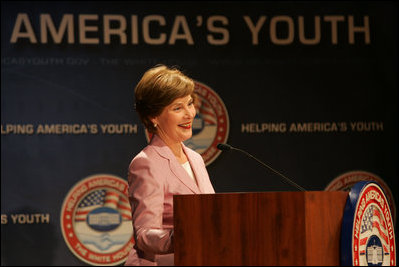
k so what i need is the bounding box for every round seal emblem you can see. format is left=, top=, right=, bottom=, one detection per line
left=325, top=170, right=396, bottom=225
left=60, top=174, right=134, bottom=266
left=145, top=81, right=229, bottom=166
left=341, top=181, right=396, bottom=266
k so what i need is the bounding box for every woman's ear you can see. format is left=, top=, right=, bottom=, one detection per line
left=150, top=117, right=158, bottom=127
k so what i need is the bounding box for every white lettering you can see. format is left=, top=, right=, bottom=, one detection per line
left=131, top=15, right=139, bottom=44
left=8, top=14, right=372, bottom=46
left=169, top=15, right=194, bottom=45
left=10, top=13, right=37, bottom=43
left=79, top=14, right=99, bottom=44
left=270, top=16, right=294, bottom=45
left=289, top=122, right=339, bottom=132
left=350, top=121, right=383, bottom=132
left=143, top=15, right=166, bottom=45
left=40, top=14, right=74, bottom=43
left=1, top=214, right=7, bottom=224
left=100, top=124, right=137, bottom=134
left=298, top=16, right=321, bottom=45
left=324, top=16, right=345, bottom=44
left=348, top=15, right=370, bottom=44
left=9, top=213, right=50, bottom=224
left=104, top=15, right=127, bottom=44
left=243, top=16, right=266, bottom=45
left=1, top=124, right=34, bottom=135
left=207, top=16, right=229, bottom=45
left=241, top=123, right=287, bottom=133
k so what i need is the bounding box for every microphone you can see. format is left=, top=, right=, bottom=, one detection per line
left=216, top=143, right=233, bottom=151
left=217, top=143, right=306, bottom=191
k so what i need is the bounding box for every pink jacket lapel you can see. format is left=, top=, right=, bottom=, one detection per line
left=150, top=135, right=200, bottom=194
left=182, top=144, right=208, bottom=193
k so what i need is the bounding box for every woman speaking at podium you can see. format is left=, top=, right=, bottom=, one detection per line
left=125, top=65, right=215, bottom=266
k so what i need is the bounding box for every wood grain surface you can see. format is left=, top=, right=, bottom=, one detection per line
left=174, top=191, right=348, bottom=266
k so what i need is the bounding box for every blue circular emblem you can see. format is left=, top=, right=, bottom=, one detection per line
left=341, top=181, right=396, bottom=266
left=60, top=174, right=134, bottom=265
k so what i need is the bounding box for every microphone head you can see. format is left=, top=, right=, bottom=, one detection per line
left=217, top=143, right=233, bottom=151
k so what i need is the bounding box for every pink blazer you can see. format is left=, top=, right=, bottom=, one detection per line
left=125, top=135, right=215, bottom=266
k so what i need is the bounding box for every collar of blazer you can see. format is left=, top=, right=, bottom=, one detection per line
left=149, top=134, right=201, bottom=194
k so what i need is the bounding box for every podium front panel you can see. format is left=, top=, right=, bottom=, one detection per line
left=174, top=191, right=348, bottom=266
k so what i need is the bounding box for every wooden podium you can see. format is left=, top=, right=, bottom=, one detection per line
left=174, top=191, right=348, bottom=266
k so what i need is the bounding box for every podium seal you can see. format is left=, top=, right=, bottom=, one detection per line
left=326, top=170, right=396, bottom=225
left=341, top=181, right=396, bottom=266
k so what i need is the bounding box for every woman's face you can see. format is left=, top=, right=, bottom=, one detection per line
left=153, top=94, right=196, bottom=144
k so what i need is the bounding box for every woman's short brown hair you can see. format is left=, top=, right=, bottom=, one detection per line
left=134, top=65, right=195, bottom=133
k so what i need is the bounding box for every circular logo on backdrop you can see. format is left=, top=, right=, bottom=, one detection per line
left=340, top=181, right=396, bottom=266
left=60, top=174, right=134, bottom=266
left=145, top=81, right=229, bottom=166
left=325, top=170, right=396, bottom=225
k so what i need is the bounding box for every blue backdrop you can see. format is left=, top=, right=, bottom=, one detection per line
left=1, top=1, right=397, bottom=265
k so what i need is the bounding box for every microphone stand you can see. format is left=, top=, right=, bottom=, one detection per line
left=219, top=144, right=306, bottom=192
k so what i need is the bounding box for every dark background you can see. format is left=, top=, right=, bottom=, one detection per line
left=1, top=1, right=397, bottom=265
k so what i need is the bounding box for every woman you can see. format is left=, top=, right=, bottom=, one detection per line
left=125, top=65, right=215, bottom=266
